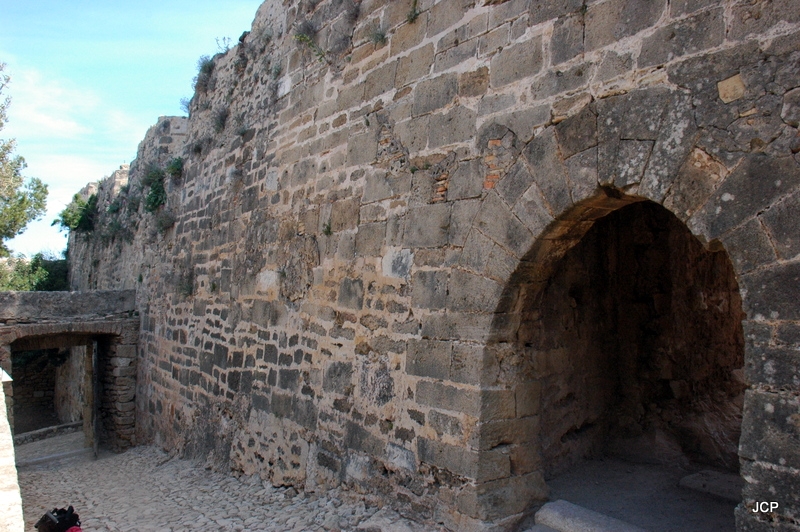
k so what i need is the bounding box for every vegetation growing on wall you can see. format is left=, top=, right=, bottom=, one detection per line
left=53, top=193, right=98, bottom=233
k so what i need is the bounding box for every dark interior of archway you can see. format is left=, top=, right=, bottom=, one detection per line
left=11, top=348, right=68, bottom=433
left=521, top=201, right=746, bottom=479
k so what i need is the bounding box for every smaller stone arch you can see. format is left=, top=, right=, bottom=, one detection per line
left=0, top=291, right=139, bottom=451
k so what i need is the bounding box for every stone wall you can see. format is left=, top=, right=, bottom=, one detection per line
left=55, top=347, right=86, bottom=424
left=67, top=1, right=800, bottom=530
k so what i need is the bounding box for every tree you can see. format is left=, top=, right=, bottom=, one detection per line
left=0, top=62, right=48, bottom=257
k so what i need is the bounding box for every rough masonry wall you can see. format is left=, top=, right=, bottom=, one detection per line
left=68, top=1, right=800, bottom=530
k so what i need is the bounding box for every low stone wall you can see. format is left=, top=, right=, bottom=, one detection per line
left=0, top=290, right=136, bottom=323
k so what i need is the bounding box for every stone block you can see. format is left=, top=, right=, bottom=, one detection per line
left=667, top=41, right=760, bottom=95
left=451, top=343, right=492, bottom=386
left=345, top=421, right=384, bottom=458
left=447, top=270, right=503, bottom=313
left=692, top=154, right=800, bottom=239
left=471, top=417, right=538, bottom=451
left=478, top=23, right=510, bottom=57
left=403, top=204, right=451, bottom=248
left=489, top=36, right=543, bottom=88
left=496, top=160, right=534, bottom=207
left=551, top=13, right=584, bottom=65
left=459, top=67, right=489, bottom=98
left=391, top=13, right=429, bottom=56
left=555, top=104, right=597, bottom=160
left=429, top=409, right=463, bottom=437
left=323, top=362, right=353, bottom=394
left=585, top=0, right=666, bottom=52
left=782, top=88, right=800, bottom=128
left=407, top=339, right=452, bottom=380
left=411, top=270, right=449, bottom=309
left=670, top=0, right=717, bottom=16
left=639, top=8, right=724, bottom=68
left=494, top=105, right=551, bottom=143
left=489, top=0, right=531, bottom=29
left=524, top=127, right=572, bottom=214
left=330, top=197, right=360, bottom=232
left=413, top=73, right=458, bottom=117
left=745, top=346, right=800, bottom=389
left=474, top=193, right=536, bottom=258
left=740, top=460, right=800, bottom=527
left=565, top=147, right=598, bottom=204
left=729, top=0, right=800, bottom=41
left=347, top=129, right=379, bottom=166
left=739, top=389, right=800, bottom=469
left=477, top=93, right=516, bottom=116
left=456, top=472, right=548, bottom=521
left=364, top=61, right=398, bottom=101
left=416, top=380, right=481, bottom=417
left=355, top=222, right=386, bottom=257
left=531, top=63, right=589, bottom=101
left=396, top=44, right=434, bottom=88
left=363, top=171, right=412, bottom=204
left=429, top=106, right=477, bottom=149
left=338, top=278, right=364, bottom=310
left=417, top=437, right=472, bottom=477
left=528, top=0, right=582, bottom=26
left=449, top=199, right=481, bottom=247
left=515, top=381, right=541, bottom=418
left=511, top=183, right=555, bottom=242
left=395, top=116, right=429, bottom=153
left=426, top=0, right=471, bottom=38
left=720, top=219, right=777, bottom=274
left=742, top=262, right=800, bottom=321
left=382, top=247, right=414, bottom=279
left=640, top=92, right=698, bottom=202
left=761, top=190, right=800, bottom=260
left=449, top=159, right=484, bottom=201
left=434, top=39, right=478, bottom=73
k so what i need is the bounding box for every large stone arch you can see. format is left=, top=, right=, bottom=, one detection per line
left=445, top=87, right=800, bottom=526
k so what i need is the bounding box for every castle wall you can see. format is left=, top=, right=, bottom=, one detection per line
left=69, top=1, right=800, bottom=529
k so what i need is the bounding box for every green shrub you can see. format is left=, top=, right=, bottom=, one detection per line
left=143, top=167, right=167, bottom=212
left=165, top=157, right=184, bottom=180
left=193, top=55, right=215, bottom=93
left=52, top=193, right=97, bottom=232
left=213, top=107, right=229, bottom=133
left=155, top=211, right=176, bottom=234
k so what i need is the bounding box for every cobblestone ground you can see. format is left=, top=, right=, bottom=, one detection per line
left=17, top=434, right=432, bottom=532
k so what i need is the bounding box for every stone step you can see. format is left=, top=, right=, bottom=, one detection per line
left=533, top=500, right=647, bottom=532
left=678, top=470, right=743, bottom=503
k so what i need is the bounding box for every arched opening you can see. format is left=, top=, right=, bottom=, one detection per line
left=516, top=199, right=745, bottom=529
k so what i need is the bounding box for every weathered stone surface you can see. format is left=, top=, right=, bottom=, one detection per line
left=412, top=73, right=458, bottom=117
left=489, top=37, right=543, bottom=88
left=740, top=389, right=800, bottom=469
left=403, top=204, right=451, bottom=248
left=429, top=106, right=477, bottom=149
left=551, top=13, right=584, bottom=65
left=691, top=154, right=800, bottom=239
left=720, top=219, right=777, bottom=274
left=639, top=8, right=725, bottom=68
left=524, top=128, right=572, bottom=214
left=411, top=270, right=448, bottom=309
left=761, top=189, right=800, bottom=260
left=474, top=193, right=536, bottom=258
left=741, top=262, right=800, bottom=321
left=585, top=0, right=666, bottom=51
left=406, top=339, right=451, bottom=380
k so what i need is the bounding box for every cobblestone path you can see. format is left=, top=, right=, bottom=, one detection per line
left=17, top=434, right=431, bottom=532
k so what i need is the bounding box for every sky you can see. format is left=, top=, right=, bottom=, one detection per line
left=0, top=0, right=264, bottom=257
